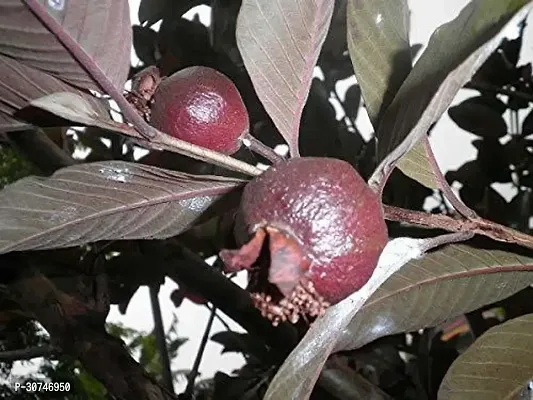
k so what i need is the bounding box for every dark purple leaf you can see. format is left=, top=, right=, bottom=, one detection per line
left=0, top=0, right=131, bottom=131
left=1, top=0, right=131, bottom=91
left=0, top=161, right=243, bottom=253
left=0, top=56, right=112, bottom=133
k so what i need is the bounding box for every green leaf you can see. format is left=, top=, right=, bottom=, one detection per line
left=236, top=0, right=335, bottom=156
left=395, top=140, right=438, bottom=189
left=370, top=0, right=533, bottom=189
left=439, top=313, right=533, bottom=400
left=347, top=0, right=412, bottom=128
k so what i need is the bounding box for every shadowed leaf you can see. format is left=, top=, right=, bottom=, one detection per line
left=522, top=107, right=533, bottom=134
left=30, top=92, right=140, bottom=138
left=347, top=0, right=412, bottom=128
left=439, top=313, right=533, bottom=400
left=0, top=0, right=131, bottom=91
left=138, top=0, right=206, bottom=27
left=449, top=96, right=508, bottom=138
left=0, top=161, right=243, bottom=253
left=210, top=331, right=268, bottom=358
left=370, top=0, right=533, bottom=190
left=343, top=84, right=361, bottom=121
left=132, top=25, right=158, bottom=65
left=236, top=0, right=335, bottom=156
left=0, top=56, right=112, bottom=133
left=138, top=0, right=167, bottom=26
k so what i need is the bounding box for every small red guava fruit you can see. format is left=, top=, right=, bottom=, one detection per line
left=150, top=66, right=249, bottom=155
left=220, top=157, right=388, bottom=326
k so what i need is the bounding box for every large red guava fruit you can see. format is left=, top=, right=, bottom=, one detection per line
left=220, top=157, right=388, bottom=325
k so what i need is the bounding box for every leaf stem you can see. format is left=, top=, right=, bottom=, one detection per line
left=0, top=345, right=59, bottom=362
left=206, top=303, right=233, bottom=332
left=420, top=231, right=474, bottom=252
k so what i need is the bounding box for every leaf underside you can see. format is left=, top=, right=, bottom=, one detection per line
left=0, top=0, right=131, bottom=91
left=236, top=0, right=335, bottom=156
left=337, top=242, right=533, bottom=351
left=0, top=161, right=243, bottom=253
left=347, top=0, right=412, bottom=128
left=439, top=313, right=533, bottom=400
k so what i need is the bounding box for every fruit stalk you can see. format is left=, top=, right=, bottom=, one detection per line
left=243, top=133, right=285, bottom=164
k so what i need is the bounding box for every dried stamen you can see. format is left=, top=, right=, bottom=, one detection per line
left=250, top=280, right=330, bottom=326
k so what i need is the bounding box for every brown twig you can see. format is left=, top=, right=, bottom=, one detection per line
left=149, top=284, right=175, bottom=393
left=138, top=134, right=262, bottom=176
left=384, top=205, right=533, bottom=250
left=243, top=133, right=285, bottom=164
left=0, top=345, right=59, bottom=362
left=319, top=359, right=392, bottom=400
left=7, top=128, right=75, bottom=175
left=183, top=305, right=216, bottom=399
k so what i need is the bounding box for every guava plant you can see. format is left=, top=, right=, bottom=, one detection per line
left=2, top=0, right=533, bottom=399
